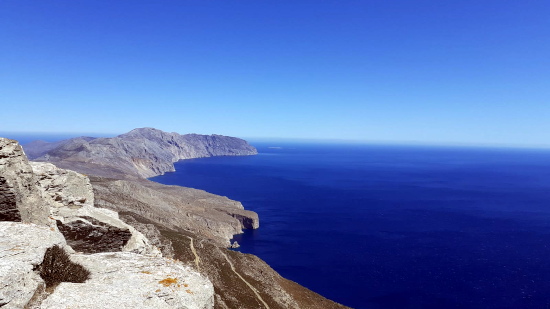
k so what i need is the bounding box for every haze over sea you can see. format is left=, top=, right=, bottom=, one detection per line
left=152, top=142, right=550, bottom=309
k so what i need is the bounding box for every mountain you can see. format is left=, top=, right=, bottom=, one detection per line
left=25, top=128, right=258, bottom=179
left=23, top=136, right=96, bottom=160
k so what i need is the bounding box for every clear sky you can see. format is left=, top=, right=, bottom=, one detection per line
left=1, top=1, right=549, bottom=146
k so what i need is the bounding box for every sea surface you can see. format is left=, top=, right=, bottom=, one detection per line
left=152, top=142, right=550, bottom=309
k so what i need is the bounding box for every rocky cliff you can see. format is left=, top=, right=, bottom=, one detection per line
left=23, top=128, right=260, bottom=247
left=91, top=177, right=258, bottom=247
left=0, top=137, right=215, bottom=308
left=0, top=139, right=50, bottom=225
left=27, top=128, right=258, bottom=179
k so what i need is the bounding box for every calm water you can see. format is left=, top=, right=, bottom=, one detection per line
left=154, top=143, right=550, bottom=308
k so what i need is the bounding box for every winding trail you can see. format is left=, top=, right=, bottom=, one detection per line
left=186, top=236, right=201, bottom=271
left=218, top=248, right=270, bottom=309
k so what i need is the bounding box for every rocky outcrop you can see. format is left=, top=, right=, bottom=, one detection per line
left=0, top=138, right=215, bottom=308
left=0, top=177, right=19, bottom=221
left=0, top=222, right=66, bottom=308
left=28, top=128, right=258, bottom=179
left=120, top=214, right=175, bottom=258
left=0, top=221, right=214, bottom=309
left=0, top=138, right=50, bottom=225
left=55, top=218, right=133, bottom=254
left=29, top=162, right=156, bottom=255
left=40, top=252, right=214, bottom=309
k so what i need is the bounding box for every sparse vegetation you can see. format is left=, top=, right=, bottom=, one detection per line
left=38, top=245, right=90, bottom=289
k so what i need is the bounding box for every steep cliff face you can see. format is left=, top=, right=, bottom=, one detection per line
left=28, top=128, right=257, bottom=179
left=91, top=176, right=258, bottom=247
left=0, top=138, right=50, bottom=225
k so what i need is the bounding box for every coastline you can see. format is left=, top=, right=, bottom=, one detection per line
left=9, top=130, right=350, bottom=308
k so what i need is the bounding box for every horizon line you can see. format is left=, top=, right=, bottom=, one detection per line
left=2, top=130, right=550, bottom=151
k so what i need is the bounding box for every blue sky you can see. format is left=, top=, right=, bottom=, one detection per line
left=1, top=1, right=549, bottom=146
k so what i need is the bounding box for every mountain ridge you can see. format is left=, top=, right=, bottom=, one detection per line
left=25, top=128, right=258, bottom=179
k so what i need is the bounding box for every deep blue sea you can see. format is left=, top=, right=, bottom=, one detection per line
left=151, top=142, right=550, bottom=309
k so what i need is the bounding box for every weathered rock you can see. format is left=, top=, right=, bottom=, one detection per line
left=30, top=161, right=94, bottom=211
left=0, top=138, right=50, bottom=225
left=40, top=252, right=214, bottom=309
left=0, top=221, right=215, bottom=309
left=29, top=128, right=258, bottom=179
left=30, top=162, right=158, bottom=255
left=0, top=222, right=67, bottom=308
left=0, top=177, right=19, bottom=221
left=0, top=138, right=216, bottom=309
left=56, top=218, right=132, bottom=254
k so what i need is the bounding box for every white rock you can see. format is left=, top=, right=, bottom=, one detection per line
left=40, top=252, right=214, bottom=309
left=30, top=162, right=158, bottom=255
left=0, top=138, right=51, bottom=225
left=0, top=222, right=67, bottom=308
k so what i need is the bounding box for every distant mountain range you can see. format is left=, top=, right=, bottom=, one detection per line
left=24, top=127, right=258, bottom=179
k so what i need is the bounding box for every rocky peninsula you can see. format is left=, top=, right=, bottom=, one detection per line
left=1, top=129, right=349, bottom=309
left=26, top=127, right=258, bottom=179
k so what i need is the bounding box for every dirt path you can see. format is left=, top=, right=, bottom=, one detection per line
left=186, top=236, right=201, bottom=271
left=218, top=248, right=270, bottom=309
